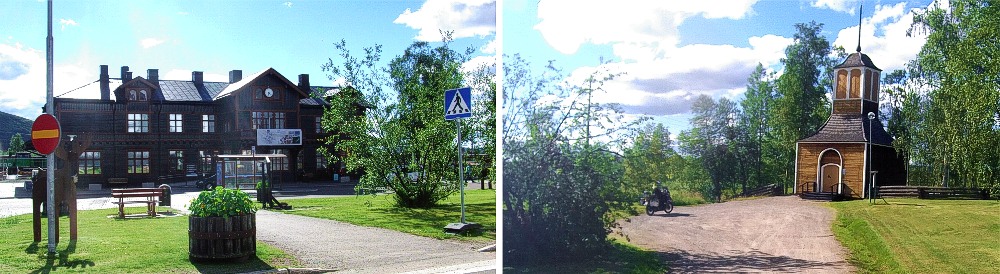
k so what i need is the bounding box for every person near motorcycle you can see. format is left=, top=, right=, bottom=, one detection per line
left=644, top=181, right=673, bottom=215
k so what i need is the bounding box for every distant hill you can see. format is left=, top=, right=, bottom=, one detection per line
left=0, top=111, right=32, bottom=151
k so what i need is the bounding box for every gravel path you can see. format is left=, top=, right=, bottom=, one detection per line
left=255, top=210, right=495, bottom=273
left=618, top=196, right=855, bottom=273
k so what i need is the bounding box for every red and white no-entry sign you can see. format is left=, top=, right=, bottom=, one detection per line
left=31, top=114, right=61, bottom=155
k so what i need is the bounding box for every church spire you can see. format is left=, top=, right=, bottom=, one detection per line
left=856, top=5, right=863, bottom=53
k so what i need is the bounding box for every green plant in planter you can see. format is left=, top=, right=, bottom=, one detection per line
left=188, top=187, right=258, bottom=218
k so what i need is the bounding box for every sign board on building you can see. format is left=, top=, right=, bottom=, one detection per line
left=444, top=87, right=472, bottom=120
left=256, top=129, right=302, bottom=146
left=31, top=114, right=61, bottom=155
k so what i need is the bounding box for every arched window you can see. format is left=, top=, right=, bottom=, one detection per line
left=836, top=70, right=848, bottom=99
left=129, top=90, right=137, bottom=100
left=138, top=90, right=148, bottom=101
left=850, top=69, right=862, bottom=98
left=869, top=71, right=879, bottom=102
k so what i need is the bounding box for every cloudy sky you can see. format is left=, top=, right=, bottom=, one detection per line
left=0, top=0, right=495, bottom=120
left=504, top=0, right=933, bottom=137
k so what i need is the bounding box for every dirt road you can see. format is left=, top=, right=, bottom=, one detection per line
left=619, top=196, right=855, bottom=273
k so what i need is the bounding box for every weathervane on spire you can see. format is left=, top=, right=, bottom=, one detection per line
left=856, top=5, right=863, bottom=53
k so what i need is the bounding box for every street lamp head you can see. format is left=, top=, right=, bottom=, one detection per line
left=867, top=112, right=875, bottom=120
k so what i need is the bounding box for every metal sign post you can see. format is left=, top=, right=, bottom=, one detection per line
left=443, top=87, right=480, bottom=234
left=45, top=0, right=57, bottom=255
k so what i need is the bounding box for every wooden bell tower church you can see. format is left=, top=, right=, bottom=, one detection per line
left=794, top=30, right=907, bottom=199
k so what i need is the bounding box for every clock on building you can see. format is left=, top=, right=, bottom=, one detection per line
left=264, top=88, right=274, bottom=98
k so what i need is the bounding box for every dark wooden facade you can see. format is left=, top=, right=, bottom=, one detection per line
left=54, top=65, right=349, bottom=186
left=795, top=51, right=907, bottom=199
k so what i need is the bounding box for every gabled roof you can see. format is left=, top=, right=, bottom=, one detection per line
left=798, top=113, right=894, bottom=146
left=300, top=86, right=340, bottom=106
left=158, top=80, right=228, bottom=102
left=834, top=52, right=881, bottom=71
left=214, top=68, right=309, bottom=100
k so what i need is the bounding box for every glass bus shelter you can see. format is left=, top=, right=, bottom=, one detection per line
left=215, top=154, right=286, bottom=191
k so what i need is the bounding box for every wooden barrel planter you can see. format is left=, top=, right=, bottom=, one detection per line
left=188, top=213, right=256, bottom=261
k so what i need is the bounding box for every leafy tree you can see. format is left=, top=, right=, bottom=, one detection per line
left=8, top=133, right=24, bottom=155
left=771, top=21, right=841, bottom=190
left=623, top=123, right=675, bottom=195
left=678, top=95, right=740, bottom=202
left=737, top=64, right=778, bottom=193
left=905, top=0, right=1000, bottom=192
left=503, top=54, right=643, bottom=265
left=321, top=35, right=495, bottom=208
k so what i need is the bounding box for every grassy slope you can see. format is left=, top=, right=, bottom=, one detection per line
left=829, top=199, right=1000, bottom=274
left=0, top=208, right=298, bottom=273
left=280, top=189, right=496, bottom=243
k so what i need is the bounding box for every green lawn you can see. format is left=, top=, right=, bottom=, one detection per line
left=0, top=208, right=299, bottom=273
left=503, top=239, right=667, bottom=274
left=280, top=189, right=496, bottom=243
left=829, top=199, right=1000, bottom=274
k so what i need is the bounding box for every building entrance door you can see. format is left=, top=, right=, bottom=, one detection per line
left=820, top=164, right=840, bottom=193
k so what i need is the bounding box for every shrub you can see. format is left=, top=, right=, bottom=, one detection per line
left=188, top=187, right=258, bottom=218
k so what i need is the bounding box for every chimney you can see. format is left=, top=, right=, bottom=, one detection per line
left=229, top=70, right=242, bottom=84
left=120, top=66, right=131, bottom=81
left=147, top=69, right=158, bottom=82
left=298, top=74, right=310, bottom=93
left=100, top=65, right=110, bottom=100
left=192, top=71, right=203, bottom=84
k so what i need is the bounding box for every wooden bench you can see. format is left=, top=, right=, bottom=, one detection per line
left=111, top=188, right=163, bottom=218
left=108, top=177, right=128, bottom=185
left=918, top=188, right=990, bottom=200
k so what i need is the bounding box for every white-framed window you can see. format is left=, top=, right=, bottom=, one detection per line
left=127, top=113, right=149, bottom=133
left=79, top=151, right=101, bottom=175
left=169, top=114, right=183, bottom=132
left=199, top=150, right=216, bottom=173
left=317, top=154, right=328, bottom=170
left=127, top=151, right=150, bottom=174
left=252, top=112, right=286, bottom=129
left=272, top=149, right=289, bottom=171
left=129, top=89, right=148, bottom=101
left=169, top=150, right=184, bottom=172
left=202, top=114, right=215, bottom=133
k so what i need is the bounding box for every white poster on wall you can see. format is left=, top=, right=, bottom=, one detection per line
left=256, top=129, right=302, bottom=146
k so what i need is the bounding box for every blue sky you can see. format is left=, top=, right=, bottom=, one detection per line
left=0, top=0, right=495, bottom=120
left=504, top=0, right=934, bottom=140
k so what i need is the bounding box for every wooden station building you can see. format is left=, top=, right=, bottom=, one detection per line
left=52, top=65, right=351, bottom=187
left=794, top=49, right=906, bottom=199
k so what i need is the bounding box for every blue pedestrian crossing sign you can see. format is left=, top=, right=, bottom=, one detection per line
left=444, top=87, right=472, bottom=120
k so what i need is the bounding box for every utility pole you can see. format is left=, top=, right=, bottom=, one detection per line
left=45, top=0, right=57, bottom=255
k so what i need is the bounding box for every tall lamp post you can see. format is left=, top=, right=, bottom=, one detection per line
left=867, top=112, right=875, bottom=204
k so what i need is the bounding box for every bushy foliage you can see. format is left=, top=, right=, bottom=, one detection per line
left=321, top=33, right=495, bottom=208
left=503, top=55, right=643, bottom=264
left=188, top=187, right=258, bottom=218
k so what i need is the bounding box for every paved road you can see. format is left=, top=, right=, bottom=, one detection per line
left=256, top=210, right=495, bottom=273
left=619, top=196, right=855, bottom=273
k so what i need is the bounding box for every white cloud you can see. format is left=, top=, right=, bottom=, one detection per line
left=140, top=38, right=166, bottom=49
left=832, top=2, right=928, bottom=72
left=0, top=42, right=94, bottom=119
left=283, top=2, right=292, bottom=8
left=562, top=33, right=791, bottom=116
left=534, top=0, right=758, bottom=55
left=59, top=18, right=78, bottom=30
left=480, top=39, right=496, bottom=54
left=162, top=69, right=227, bottom=82
left=394, top=0, right=496, bottom=41
left=811, top=0, right=858, bottom=14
